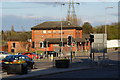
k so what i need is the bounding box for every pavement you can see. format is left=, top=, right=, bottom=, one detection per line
left=1, top=59, right=96, bottom=80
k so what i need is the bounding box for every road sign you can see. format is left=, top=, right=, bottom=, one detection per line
left=91, top=34, right=107, bottom=53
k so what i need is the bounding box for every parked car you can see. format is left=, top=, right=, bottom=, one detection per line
left=44, top=51, right=58, bottom=57
left=2, top=55, right=35, bottom=71
left=22, top=52, right=39, bottom=59
left=0, top=51, right=11, bottom=59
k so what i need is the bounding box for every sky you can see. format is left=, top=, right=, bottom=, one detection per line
left=0, top=0, right=119, bottom=31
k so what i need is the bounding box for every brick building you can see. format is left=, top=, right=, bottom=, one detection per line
left=8, top=41, right=31, bottom=53
left=0, top=41, right=7, bottom=52
left=0, top=46, right=5, bottom=51
left=31, top=21, right=90, bottom=55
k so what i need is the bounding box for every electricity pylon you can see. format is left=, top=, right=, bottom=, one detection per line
left=67, top=0, right=80, bottom=26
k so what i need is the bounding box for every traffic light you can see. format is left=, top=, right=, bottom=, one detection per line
left=67, top=35, right=72, bottom=46
left=89, top=34, right=94, bottom=43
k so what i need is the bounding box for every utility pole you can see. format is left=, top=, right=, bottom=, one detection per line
left=11, top=25, right=15, bottom=32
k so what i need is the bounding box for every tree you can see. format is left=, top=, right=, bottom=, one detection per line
left=82, top=22, right=93, bottom=34
left=93, top=23, right=119, bottom=40
left=107, top=23, right=119, bottom=40
left=2, top=31, right=31, bottom=41
left=93, top=25, right=105, bottom=33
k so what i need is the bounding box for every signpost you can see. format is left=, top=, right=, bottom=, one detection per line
left=90, top=34, right=107, bottom=64
left=91, top=34, right=107, bottom=53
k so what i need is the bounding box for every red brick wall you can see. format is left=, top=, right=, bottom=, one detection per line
left=0, top=46, right=5, bottom=51
left=32, top=29, right=82, bottom=51
left=8, top=41, right=31, bottom=53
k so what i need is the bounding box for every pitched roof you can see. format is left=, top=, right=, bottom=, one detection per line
left=31, top=21, right=82, bottom=30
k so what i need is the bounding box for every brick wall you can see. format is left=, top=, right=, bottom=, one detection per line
left=0, top=46, right=5, bottom=51
left=32, top=29, right=83, bottom=52
left=8, top=41, right=31, bottom=53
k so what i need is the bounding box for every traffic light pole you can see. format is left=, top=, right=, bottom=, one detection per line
left=90, top=42, right=92, bottom=59
left=70, top=45, right=72, bottom=63
left=67, top=35, right=72, bottom=63
left=89, top=34, right=94, bottom=60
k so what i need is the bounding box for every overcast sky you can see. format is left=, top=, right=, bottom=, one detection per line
left=0, top=0, right=119, bottom=31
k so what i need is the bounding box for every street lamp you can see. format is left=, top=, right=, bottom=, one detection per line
left=103, top=6, right=113, bottom=63
left=59, top=3, right=65, bottom=57
left=105, top=7, right=113, bottom=35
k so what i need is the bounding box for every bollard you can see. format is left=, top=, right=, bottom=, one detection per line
left=7, top=63, right=28, bottom=75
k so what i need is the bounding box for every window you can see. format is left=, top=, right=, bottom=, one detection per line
left=48, top=31, right=51, bottom=33
left=58, top=31, right=61, bottom=33
left=13, top=43, right=15, bottom=48
left=43, top=30, right=46, bottom=33
left=48, top=43, right=50, bottom=47
left=32, top=42, right=35, bottom=48
left=25, top=56, right=30, bottom=60
left=53, top=31, right=56, bottom=33
left=40, top=42, right=44, bottom=48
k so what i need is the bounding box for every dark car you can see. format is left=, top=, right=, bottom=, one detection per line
left=2, top=55, right=35, bottom=71
left=44, top=51, right=58, bottom=57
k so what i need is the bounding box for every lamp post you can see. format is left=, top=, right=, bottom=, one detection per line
left=105, top=7, right=113, bottom=35
left=59, top=3, right=65, bottom=57
left=103, top=6, right=113, bottom=64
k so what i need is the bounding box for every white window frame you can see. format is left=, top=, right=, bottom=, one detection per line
left=43, top=30, right=46, bottom=34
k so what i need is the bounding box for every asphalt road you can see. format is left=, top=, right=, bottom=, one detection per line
left=34, top=51, right=120, bottom=69
left=23, top=64, right=119, bottom=79
left=44, top=67, right=118, bottom=78
left=23, top=51, right=120, bottom=79
left=1, top=51, right=119, bottom=79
